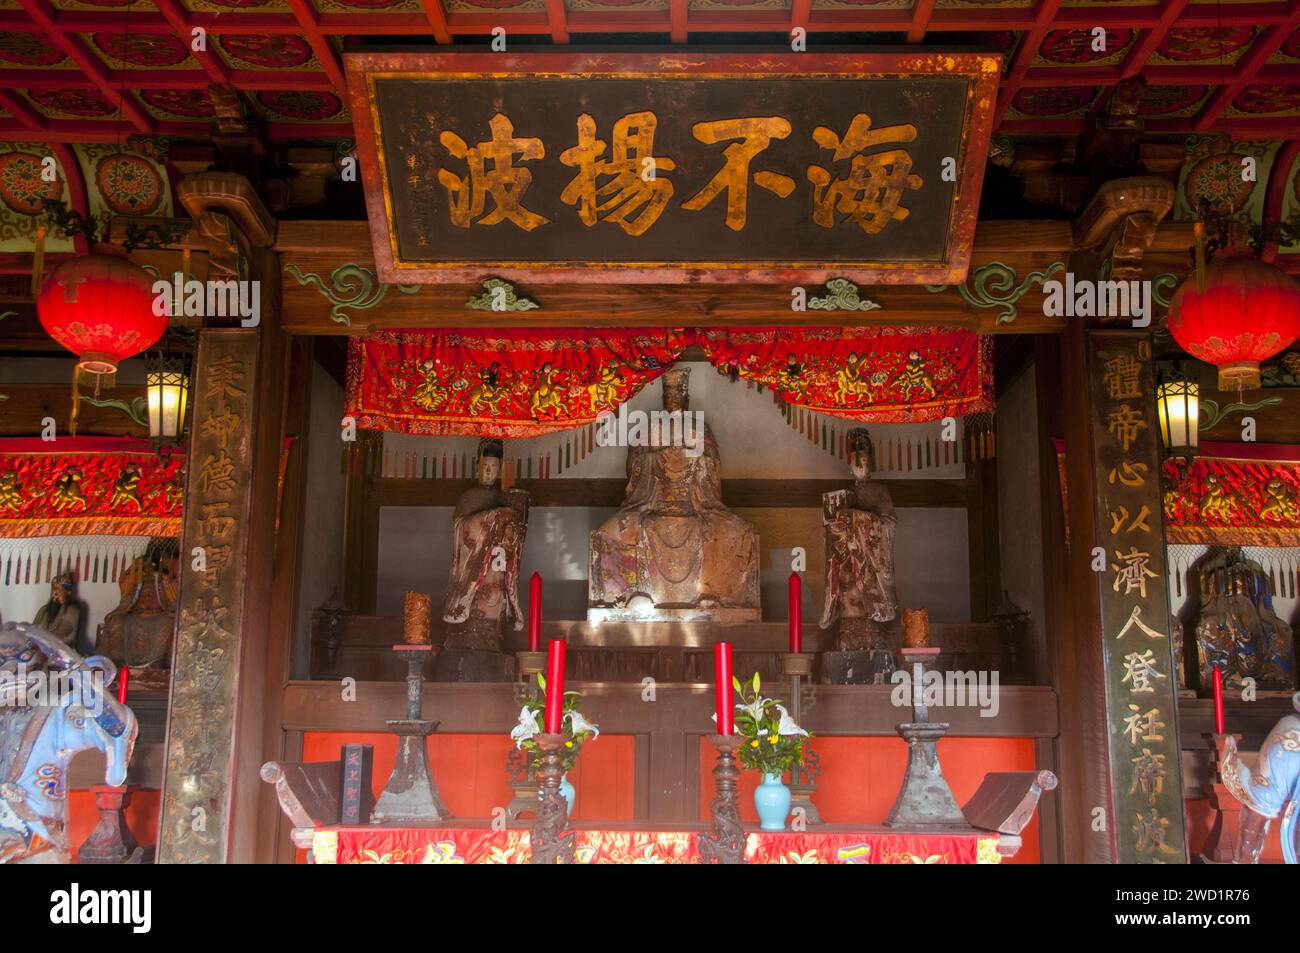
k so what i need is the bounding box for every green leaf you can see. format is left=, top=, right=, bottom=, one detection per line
left=536, top=672, right=546, bottom=690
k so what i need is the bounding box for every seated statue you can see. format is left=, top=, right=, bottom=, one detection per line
left=820, top=428, right=900, bottom=652
left=32, top=572, right=86, bottom=655
left=589, top=366, right=760, bottom=623
left=1193, top=548, right=1294, bottom=693
left=96, top=540, right=179, bottom=690
left=441, top=439, right=529, bottom=653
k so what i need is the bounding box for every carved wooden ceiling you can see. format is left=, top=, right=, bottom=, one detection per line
left=2, top=1, right=1300, bottom=144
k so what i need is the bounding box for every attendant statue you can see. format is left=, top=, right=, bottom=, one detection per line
left=441, top=439, right=529, bottom=653
left=96, top=540, right=180, bottom=689
left=820, top=429, right=900, bottom=652
left=33, top=572, right=85, bottom=655
left=589, top=366, right=760, bottom=622
left=1192, top=548, right=1294, bottom=693
left=1221, top=699, right=1300, bottom=863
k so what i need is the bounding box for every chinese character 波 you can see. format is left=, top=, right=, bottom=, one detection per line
left=438, top=113, right=549, bottom=232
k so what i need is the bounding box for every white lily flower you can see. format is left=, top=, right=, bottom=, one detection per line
left=735, top=695, right=773, bottom=722
left=510, top=706, right=540, bottom=748
left=776, top=705, right=808, bottom=737
left=568, top=709, right=600, bottom=740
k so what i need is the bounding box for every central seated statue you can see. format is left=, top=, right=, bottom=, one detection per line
left=588, top=366, right=760, bottom=623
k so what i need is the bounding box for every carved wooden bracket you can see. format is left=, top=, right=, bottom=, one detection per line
left=1073, top=176, right=1175, bottom=285
left=176, top=171, right=276, bottom=280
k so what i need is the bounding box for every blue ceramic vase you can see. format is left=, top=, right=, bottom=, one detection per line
left=559, top=774, right=575, bottom=816
left=754, top=773, right=791, bottom=831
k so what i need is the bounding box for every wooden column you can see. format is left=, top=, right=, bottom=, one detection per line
left=1051, top=177, right=1187, bottom=864
left=156, top=174, right=287, bottom=864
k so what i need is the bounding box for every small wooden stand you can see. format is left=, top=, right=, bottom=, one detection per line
left=371, top=644, right=450, bottom=824
left=782, top=652, right=821, bottom=825
left=76, top=784, right=145, bottom=864
left=528, top=732, right=575, bottom=864
left=699, top=734, right=745, bottom=864
left=1199, top=732, right=1244, bottom=864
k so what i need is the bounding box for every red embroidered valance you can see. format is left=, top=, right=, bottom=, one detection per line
left=0, top=437, right=185, bottom=539
left=345, top=326, right=994, bottom=438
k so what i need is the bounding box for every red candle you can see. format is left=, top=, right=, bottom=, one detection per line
left=714, top=641, right=734, bottom=735
left=528, top=572, right=542, bottom=652
left=788, top=571, right=803, bottom=654
left=117, top=665, right=129, bottom=705
left=543, top=639, right=566, bottom=733
left=1212, top=665, right=1225, bottom=734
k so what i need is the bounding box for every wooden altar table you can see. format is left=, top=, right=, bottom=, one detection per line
left=308, top=821, right=1002, bottom=864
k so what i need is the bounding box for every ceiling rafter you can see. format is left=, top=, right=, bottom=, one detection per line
left=0, top=88, right=45, bottom=131
left=1121, top=0, right=1192, bottom=79
left=151, top=0, right=232, bottom=87
left=283, top=0, right=347, bottom=96
left=418, top=0, right=453, bottom=44
left=544, top=0, right=570, bottom=43
left=995, top=0, right=1064, bottom=122
left=907, top=0, right=937, bottom=44
left=1194, top=1, right=1300, bottom=130
left=14, top=0, right=155, bottom=132
left=669, top=0, right=687, bottom=43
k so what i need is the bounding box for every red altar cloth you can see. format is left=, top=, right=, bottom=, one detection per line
left=310, top=823, right=1001, bottom=864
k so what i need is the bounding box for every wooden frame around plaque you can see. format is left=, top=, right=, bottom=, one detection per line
left=345, top=50, right=1000, bottom=286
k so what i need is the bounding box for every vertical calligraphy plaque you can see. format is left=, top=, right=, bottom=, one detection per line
left=157, top=330, right=260, bottom=864
left=1086, top=330, right=1188, bottom=864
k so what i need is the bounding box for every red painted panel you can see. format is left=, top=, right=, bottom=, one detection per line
left=301, top=731, right=635, bottom=823
left=699, top=736, right=1041, bottom=864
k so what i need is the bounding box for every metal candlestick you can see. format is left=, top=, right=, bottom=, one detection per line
left=884, top=647, right=970, bottom=829
left=699, top=734, right=745, bottom=864
left=371, top=644, right=451, bottom=824
left=528, top=732, right=576, bottom=864
left=782, top=652, right=822, bottom=826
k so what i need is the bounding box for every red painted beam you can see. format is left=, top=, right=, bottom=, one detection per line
left=151, top=0, right=231, bottom=87
left=995, top=0, right=1064, bottom=122
left=543, top=0, right=570, bottom=44
left=418, top=0, right=453, bottom=44
left=1121, top=0, right=1190, bottom=78
left=906, top=0, right=936, bottom=44
left=1194, top=3, right=1300, bottom=132
left=14, top=0, right=154, bottom=133
left=0, top=88, right=44, bottom=130
left=669, top=0, right=687, bottom=43
left=284, top=0, right=347, bottom=96
left=791, top=0, right=811, bottom=38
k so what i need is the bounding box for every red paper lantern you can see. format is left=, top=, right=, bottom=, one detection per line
left=1167, top=248, right=1300, bottom=391
left=36, top=254, right=165, bottom=376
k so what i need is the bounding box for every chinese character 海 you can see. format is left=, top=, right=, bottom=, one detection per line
left=807, top=113, right=921, bottom=234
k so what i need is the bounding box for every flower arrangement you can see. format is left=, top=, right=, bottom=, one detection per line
left=732, top=673, right=811, bottom=778
left=509, top=673, right=599, bottom=772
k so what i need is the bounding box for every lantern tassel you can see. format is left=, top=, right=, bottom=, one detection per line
left=30, top=225, right=46, bottom=299
left=1193, top=220, right=1207, bottom=294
